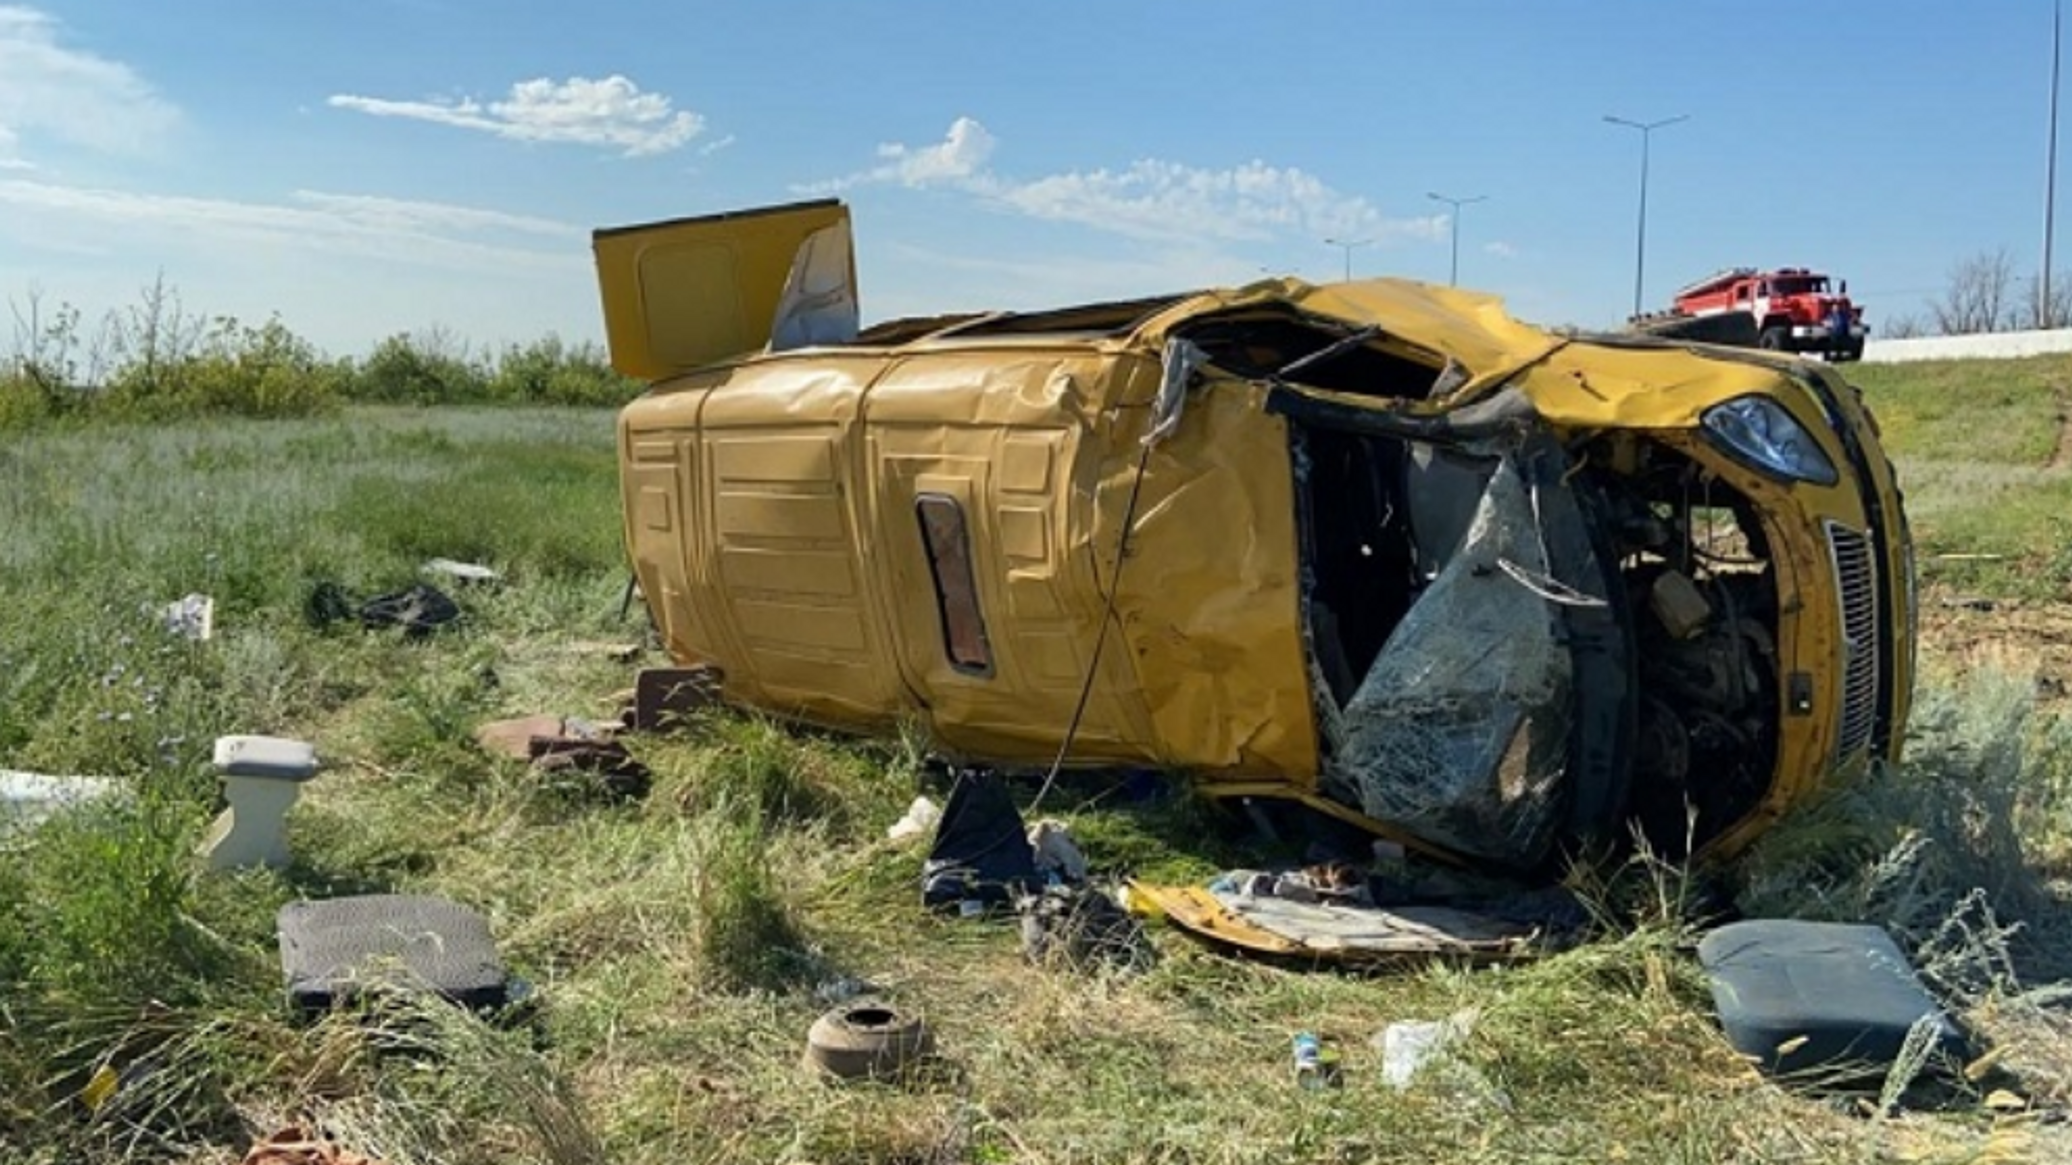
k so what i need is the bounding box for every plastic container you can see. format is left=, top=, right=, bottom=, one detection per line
left=1292, top=1032, right=1340, bottom=1090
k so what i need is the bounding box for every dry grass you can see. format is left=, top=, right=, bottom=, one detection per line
left=4, top=404, right=2072, bottom=1162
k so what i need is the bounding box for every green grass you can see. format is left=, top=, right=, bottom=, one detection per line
left=1849, top=353, right=2072, bottom=597
left=0, top=402, right=2067, bottom=1162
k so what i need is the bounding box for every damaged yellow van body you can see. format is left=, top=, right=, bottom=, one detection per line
left=599, top=200, right=1914, bottom=870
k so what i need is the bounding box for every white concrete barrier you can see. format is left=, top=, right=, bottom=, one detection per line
left=1861, top=328, right=2072, bottom=363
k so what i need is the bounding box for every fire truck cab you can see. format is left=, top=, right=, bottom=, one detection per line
left=1675, top=267, right=1867, bottom=362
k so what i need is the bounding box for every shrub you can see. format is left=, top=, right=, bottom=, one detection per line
left=0, top=370, right=51, bottom=429
left=488, top=336, right=640, bottom=407
left=349, top=330, right=492, bottom=405
left=105, top=315, right=347, bottom=419
left=1734, top=666, right=2068, bottom=948
left=9, top=280, right=644, bottom=422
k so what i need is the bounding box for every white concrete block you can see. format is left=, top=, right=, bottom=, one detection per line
left=201, top=735, right=321, bottom=871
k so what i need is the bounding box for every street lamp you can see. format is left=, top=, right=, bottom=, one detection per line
left=1323, top=237, right=1371, bottom=282
left=2046, top=0, right=2061, bottom=329
left=1427, top=191, right=1488, bottom=286
left=1604, top=113, right=1689, bottom=318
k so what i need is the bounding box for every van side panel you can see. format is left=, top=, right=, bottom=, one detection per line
left=862, top=350, right=1158, bottom=761
left=621, top=343, right=1321, bottom=779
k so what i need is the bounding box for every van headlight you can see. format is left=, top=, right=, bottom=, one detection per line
left=1700, top=396, right=1839, bottom=486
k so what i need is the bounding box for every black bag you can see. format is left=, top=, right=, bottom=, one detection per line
left=358, top=584, right=461, bottom=637
left=921, top=768, right=1038, bottom=910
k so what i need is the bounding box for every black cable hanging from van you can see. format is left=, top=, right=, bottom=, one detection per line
left=1027, top=440, right=1153, bottom=817
left=1029, top=338, right=1203, bottom=815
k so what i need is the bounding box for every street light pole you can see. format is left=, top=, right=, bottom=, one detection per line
left=2046, top=0, right=2061, bottom=329
left=1427, top=191, right=1488, bottom=286
left=1604, top=113, right=1690, bottom=318
left=1323, top=236, right=1371, bottom=282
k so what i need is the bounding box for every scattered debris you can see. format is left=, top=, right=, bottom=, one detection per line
left=473, top=714, right=572, bottom=761
left=1373, top=1009, right=1507, bottom=1107
left=241, top=1126, right=386, bottom=1165
left=802, top=1002, right=934, bottom=1081
left=473, top=714, right=648, bottom=800
left=158, top=593, right=215, bottom=641
left=1216, top=864, right=1371, bottom=906
left=1027, top=819, right=1089, bottom=883
left=1292, top=1031, right=1343, bottom=1090
left=921, top=769, right=1037, bottom=910
left=1018, top=884, right=1155, bottom=973
left=1940, top=595, right=1998, bottom=613
left=886, top=795, right=941, bottom=841
left=357, top=583, right=461, bottom=637
left=1698, top=919, right=1969, bottom=1083
left=278, top=894, right=511, bottom=1013
left=629, top=665, right=723, bottom=732
left=562, top=639, right=645, bottom=662
left=812, top=976, right=886, bottom=1005
left=1, top=769, right=121, bottom=832
left=1377, top=1009, right=1481, bottom=1090
left=530, top=738, right=651, bottom=801
left=306, top=580, right=462, bottom=637
left=199, top=735, right=321, bottom=871
left=80, top=1063, right=120, bottom=1112
left=422, top=557, right=502, bottom=587
left=1130, top=873, right=1542, bottom=962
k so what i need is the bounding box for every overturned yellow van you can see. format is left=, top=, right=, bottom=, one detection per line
left=594, top=200, right=1914, bottom=871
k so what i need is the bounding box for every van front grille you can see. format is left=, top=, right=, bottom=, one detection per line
left=1826, top=521, right=1879, bottom=762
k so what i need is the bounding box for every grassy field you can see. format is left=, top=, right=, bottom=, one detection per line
left=1851, top=353, right=2072, bottom=600
left=1, top=370, right=2070, bottom=1163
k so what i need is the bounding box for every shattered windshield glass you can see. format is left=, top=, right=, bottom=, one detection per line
left=1320, top=457, right=1580, bottom=868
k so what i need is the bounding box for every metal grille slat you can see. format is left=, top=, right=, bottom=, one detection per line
left=1825, top=522, right=1879, bottom=761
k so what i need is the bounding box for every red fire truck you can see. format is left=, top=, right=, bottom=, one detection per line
left=1664, top=267, right=1866, bottom=361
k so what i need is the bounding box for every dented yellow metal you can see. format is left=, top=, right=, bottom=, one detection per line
left=597, top=201, right=1913, bottom=868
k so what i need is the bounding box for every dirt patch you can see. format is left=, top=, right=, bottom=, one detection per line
left=1921, top=584, right=2072, bottom=706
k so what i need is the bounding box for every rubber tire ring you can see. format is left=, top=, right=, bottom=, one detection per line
left=803, top=1001, right=934, bottom=1080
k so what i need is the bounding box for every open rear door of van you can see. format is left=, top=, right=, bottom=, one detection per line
left=594, top=199, right=856, bottom=381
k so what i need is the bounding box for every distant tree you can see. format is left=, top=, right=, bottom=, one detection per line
left=102, top=272, right=207, bottom=401
left=1929, top=249, right=2016, bottom=335
left=2017, top=273, right=2072, bottom=331
left=1881, top=312, right=1927, bottom=340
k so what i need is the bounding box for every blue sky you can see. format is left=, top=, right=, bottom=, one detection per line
left=0, top=1, right=2057, bottom=356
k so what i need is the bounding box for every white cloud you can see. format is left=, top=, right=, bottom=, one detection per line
left=1484, top=240, right=1518, bottom=259
left=996, top=159, right=1441, bottom=245
left=871, top=240, right=1248, bottom=320
left=807, top=116, right=1440, bottom=247
left=871, top=116, right=996, bottom=185
left=0, top=178, right=583, bottom=272
left=0, top=5, right=180, bottom=164
left=698, top=133, right=736, bottom=157
left=288, top=190, right=579, bottom=239
left=809, top=116, right=995, bottom=191
left=328, top=75, right=703, bottom=156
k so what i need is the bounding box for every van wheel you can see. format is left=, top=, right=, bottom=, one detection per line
left=1758, top=326, right=1788, bottom=351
